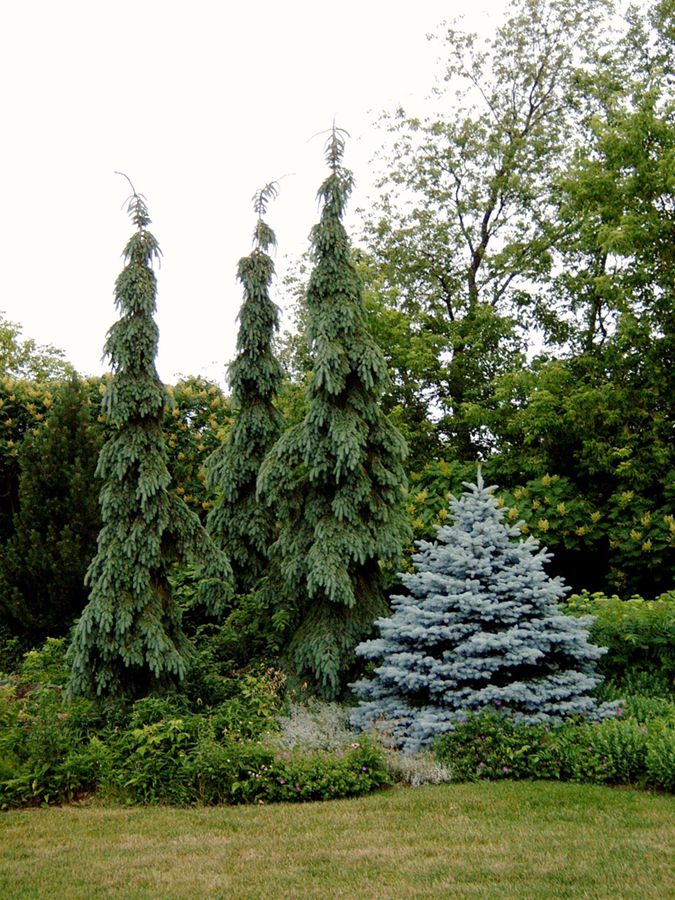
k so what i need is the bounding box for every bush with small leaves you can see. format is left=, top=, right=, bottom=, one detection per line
left=564, top=590, right=675, bottom=691
left=434, top=708, right=675, bottom=790
left=434, top=713, right=565, bottom=783
left=584, top=718, right=650, bottom=785
left=645, top=721, right=675, bottom=791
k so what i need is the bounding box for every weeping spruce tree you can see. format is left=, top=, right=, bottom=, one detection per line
left=258, top=130, right=411, bottom=698
left=204, top=184, right=283, bottom=595
left=69, top=185, right=231, bottom=699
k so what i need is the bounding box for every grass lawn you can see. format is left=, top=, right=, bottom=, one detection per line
left=1, top=781, right=673, bottom=899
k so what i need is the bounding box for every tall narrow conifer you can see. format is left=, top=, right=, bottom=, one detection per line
left=258, top=130, right=411, bottom=698
left=204, top=184, right=283, bottom=594
left=69, top=185, right=231, bottom=698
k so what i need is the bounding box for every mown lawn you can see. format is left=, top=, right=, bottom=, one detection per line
left=1, top=782, right=673, bottom=899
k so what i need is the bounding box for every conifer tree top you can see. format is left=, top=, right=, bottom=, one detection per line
left=315, top=125, right=354, bottom=216
left=251, top=181, right=278, bottom=253
left=116, top=174, right=161, bottom=274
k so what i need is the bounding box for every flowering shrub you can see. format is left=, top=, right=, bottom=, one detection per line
left=434, top=712, right=565, bottom=783
left=101, top=729, right=389, bottom=806
left=223, top=738, right=389, bottom=805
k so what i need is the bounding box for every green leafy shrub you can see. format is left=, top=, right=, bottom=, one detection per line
left=106, top=723, right=389, bottom=807
left=19, top=637, right=70, bottom=686
left=0, top=625, right=26, bottom=675
left=1, top=666, right=389, bottom=808
left=107, top=716, right=199, bottom=805
left=0, top=680, right=102, bottom=809
left=231, top=738, right=389, bottom=805
left=434, top=712, right=565, bottom=782
left=564, top=591, right=675, bottom=691
left=646, top=721, right=675, bottom=791
left=620, top=693, right=675, bottom=725
left=582, top=719, right=649, bottom=784
left=434, top=709, right=674, bottom=790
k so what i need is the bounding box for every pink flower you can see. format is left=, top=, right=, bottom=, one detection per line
left=502, top=766, right=509, bottom=773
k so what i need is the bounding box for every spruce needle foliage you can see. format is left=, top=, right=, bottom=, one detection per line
left=258, top=130, right=411, bottom=699
left=351, top=472, right=616, bottom=752
left=68, top=187, right=231, bottom=699
left=204, top=183, right=283, bottom=594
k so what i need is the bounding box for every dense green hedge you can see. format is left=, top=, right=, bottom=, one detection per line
left=434, top=702, right=675, bottom=791
left=564, top=590, right=675, bottom=692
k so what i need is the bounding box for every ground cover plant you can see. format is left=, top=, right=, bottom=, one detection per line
left=1, top=783, right=674, bottom=899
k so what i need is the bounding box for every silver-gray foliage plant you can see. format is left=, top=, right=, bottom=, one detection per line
left=351, top=473, right=616, bottom=752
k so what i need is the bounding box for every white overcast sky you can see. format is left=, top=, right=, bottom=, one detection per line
left=0, top=0, right=511, bottom=385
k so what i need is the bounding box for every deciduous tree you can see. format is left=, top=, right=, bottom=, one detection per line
left=364, top=0, right=613, bottom=457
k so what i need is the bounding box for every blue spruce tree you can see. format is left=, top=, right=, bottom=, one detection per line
left=351, top=473, right=613, bottom=752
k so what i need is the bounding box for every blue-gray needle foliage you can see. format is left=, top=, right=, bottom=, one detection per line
left=351, top=473, right=614, bottom=751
